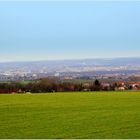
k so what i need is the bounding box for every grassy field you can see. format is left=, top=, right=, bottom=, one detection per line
left=0, top=91, right=140, bottom=139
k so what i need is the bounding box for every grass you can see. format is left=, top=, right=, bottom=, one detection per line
left=0, top=91, right=140, bottom=139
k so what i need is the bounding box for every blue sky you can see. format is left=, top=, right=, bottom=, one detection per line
left=0, top=1, right=140, bottom=62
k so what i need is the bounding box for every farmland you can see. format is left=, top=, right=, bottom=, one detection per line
left=0, top=91, right=140, bottom=139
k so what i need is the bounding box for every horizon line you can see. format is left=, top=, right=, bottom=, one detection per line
left=0, top=56, right=140, bottom=63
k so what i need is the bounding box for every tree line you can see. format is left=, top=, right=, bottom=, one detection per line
left=0, top=78, right=138, bottom=93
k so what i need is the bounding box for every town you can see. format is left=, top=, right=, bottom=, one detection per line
left=0, top=58, right=140, bottom=93
left=0, top=76, right=140, bottom=94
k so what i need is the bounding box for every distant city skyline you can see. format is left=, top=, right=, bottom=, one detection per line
left=0, top=1, right=140, bottom=62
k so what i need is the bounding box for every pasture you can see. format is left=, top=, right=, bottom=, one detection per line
left=0, top=91, right=140, bottom=139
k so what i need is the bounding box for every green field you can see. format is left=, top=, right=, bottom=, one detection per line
left=0, top=91, right=140, bottom=139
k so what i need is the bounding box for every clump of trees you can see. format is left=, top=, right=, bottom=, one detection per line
left=0, top=78, right=139, bottom=94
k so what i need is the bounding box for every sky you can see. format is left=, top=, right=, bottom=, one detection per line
left=0, top=0, right=140, bottom=62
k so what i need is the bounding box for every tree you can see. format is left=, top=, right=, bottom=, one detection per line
left=95, top=79, right=100, bottom=86
left=94, top=79, right=102, bottom=91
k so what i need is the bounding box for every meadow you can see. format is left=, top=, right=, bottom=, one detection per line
left=0, top=91, right=140, bottom=139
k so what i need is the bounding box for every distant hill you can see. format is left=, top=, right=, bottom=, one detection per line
left=0, top=57, right=140, bottom=80
left=0, top=57, right=140, bottom=67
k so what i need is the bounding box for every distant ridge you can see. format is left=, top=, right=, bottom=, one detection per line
left=0, top=57, right=140, bottom=65
left=0, top=57, right=140, bottom=72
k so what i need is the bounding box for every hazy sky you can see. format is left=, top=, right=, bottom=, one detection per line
left=0, top=1, right=140, bottom=62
